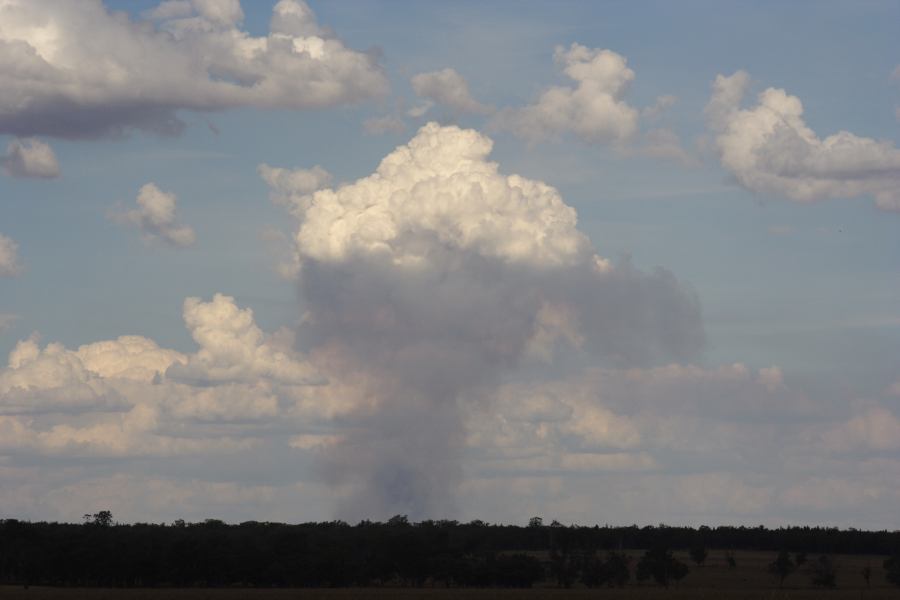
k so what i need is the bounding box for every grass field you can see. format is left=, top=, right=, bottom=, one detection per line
left=1, top=550, right=897, bottom=599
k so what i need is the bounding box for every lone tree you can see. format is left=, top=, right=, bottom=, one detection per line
left=83, top=510, right=113, bottom=527
left=861, top=564, right=872, bottom=588
left=636, top=547, right=689, bottom=588
left=689, top=543, right=708, bottom=567
left=809, top=555, right=837, bottom=588
left=768, top=550, right=796, bottom=588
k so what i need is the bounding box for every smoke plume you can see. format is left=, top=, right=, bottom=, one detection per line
left=263, top=123, right=703, bottom=519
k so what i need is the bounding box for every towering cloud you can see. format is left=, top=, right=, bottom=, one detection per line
left=1, top=138, right=59, bottom=178
left=706, top=71, right=900, bottom=211
left=493, top=44, right=640, bottom=144
left=0, top=234, right=22, bottom=276
left=265, top=122, right=703, bottom=518
left=0, top=0, right=388, bottom=139
left=114, top=183, right=196, bottom=247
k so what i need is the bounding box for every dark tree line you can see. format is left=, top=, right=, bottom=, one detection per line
left=1, top=515, right=899, bottom=588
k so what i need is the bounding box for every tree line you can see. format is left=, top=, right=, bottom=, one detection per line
left=1, top=513, right=899, bottom=588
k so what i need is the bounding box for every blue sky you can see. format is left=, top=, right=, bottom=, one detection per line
left=0, top=0, right=898, bottom=526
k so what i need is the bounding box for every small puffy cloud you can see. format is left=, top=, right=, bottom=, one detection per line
left=493, top=43, right=639, bottom=144
left=0, top=234, right=22, bottom=276
left=363, top=115, right=407, bottom=136
left=642, top=94, right=677, bottom=119
left=630, top=128, right=697, bottom=166
left=706, top=70, right=900, bottom=211
left=258, top=164, right=332, bottom=209
left=116, top=183, right=196, bottom=247
left=410, top=68, right=490, bottom=115
left=0, top=0, right=388, bottom=139
left=1, top=137, right=59, bottom=178
left=0, top=313, right=18, bottom=333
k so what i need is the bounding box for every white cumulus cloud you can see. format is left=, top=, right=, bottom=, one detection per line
left=0, top=313, right=17, bottom=333
left=0, top=233, right=22, bottom=276
left=1, top=137, right=59, bottom=178
left=115, top=183, right=196, bottom=247
left=167, top=293, right=320, bottom=385
left=493, top=43, right=639, bottom=144
left=0, top=293, right=325, bottom=458
left=411, top=68, right=490, bottom=115
left=0, top=0, right=388, bottom=139
left=706, top=70, right=900, bottom=211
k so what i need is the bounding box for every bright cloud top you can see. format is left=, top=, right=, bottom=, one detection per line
left=0, top=234, right=21, bottom=277
left=1, top=137, right=59, bottom=178
left=115, top=183, right=196, bottom=247
left=493, top=43, right=639, bottom=144
left=0, top=0, right=388, bottom=139
left=707, top=70, right=900, bottom=211
left=287, top=122, right=593, bottom=268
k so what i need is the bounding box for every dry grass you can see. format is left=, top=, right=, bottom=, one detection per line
left=0, top=550, right=895, bottom=599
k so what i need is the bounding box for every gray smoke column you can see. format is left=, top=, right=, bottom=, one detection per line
left=263, top=123, right=703, bottom=519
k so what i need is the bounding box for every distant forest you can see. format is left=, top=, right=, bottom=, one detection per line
left=2, top=513, right=900, bottom=589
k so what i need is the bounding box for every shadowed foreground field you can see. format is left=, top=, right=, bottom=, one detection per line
left=2, top=551, right=897, bottom=600
left=2, top=588, right=900, bottom=599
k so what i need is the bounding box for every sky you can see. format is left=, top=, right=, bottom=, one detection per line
left=0, top=0, right=899, bottom=527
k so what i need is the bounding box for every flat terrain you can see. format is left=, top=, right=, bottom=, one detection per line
left=1, top=550, right=896, bottom=599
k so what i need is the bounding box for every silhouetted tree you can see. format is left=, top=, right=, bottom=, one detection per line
left=2, top=519, right=900, bottom=589
left=602, top=551, right=631, bottom=587
left=493, top=554, right=543, bottom=588
left=861, top=563, right=872, bottom=587
left=885, top=555, right=900, bottom=587
left=689, top=543, right=708, bottom=567
left=580, top=554, right=604, bottom=588
left=83, top=510, right=114, bottom=527
left=768, top=550, right=795, bottom=588
left=527, top=517, right=543, bottom=528
left=809, top=555, right=837, bottom=588
left=579, top=550, right=630, bottom=589
left=636, top=547, right=689, bottom=587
